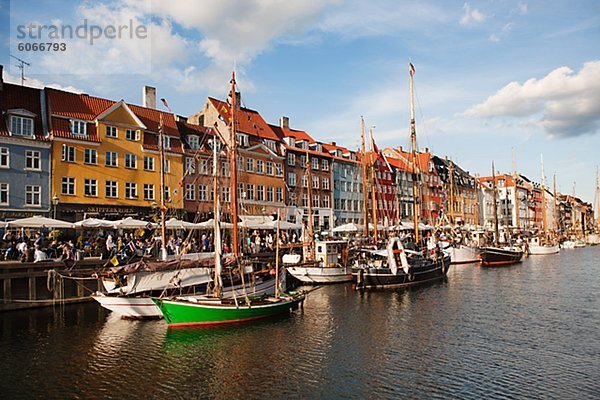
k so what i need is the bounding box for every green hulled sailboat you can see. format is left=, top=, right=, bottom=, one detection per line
left=152, top=71, right=304, bottom=328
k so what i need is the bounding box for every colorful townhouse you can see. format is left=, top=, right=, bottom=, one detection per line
left=270, top=117, right=333, bottom=231
left=47, top=86, right=184, bottom=221
left=431, top=156, right=478, bottom=226
left=0, top=69, right=52, bottom=221
left=189, top=95, right=286, bottom=219
left=322, top=141, right=363, bottom=226
left=177, top=116, right=231, bottom=221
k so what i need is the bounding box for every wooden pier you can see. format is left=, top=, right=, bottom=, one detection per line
left=0, top=259, right=105, bottom=312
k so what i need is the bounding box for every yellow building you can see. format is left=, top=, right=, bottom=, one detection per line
left=47, top=87, right=184, bottom=221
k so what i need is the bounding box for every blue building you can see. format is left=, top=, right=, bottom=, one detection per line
left=325, top=142, right=363, bottom=226
left=0, top=68, right=52, bottom=222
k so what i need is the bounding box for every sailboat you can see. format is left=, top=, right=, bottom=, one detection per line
left=478, top=161, right=523, bottom=266
left=528, top=155, right=559, bottom=255
left=352, top=63, right=450, bottom=289
left=152, top=72, right=304, bottom=327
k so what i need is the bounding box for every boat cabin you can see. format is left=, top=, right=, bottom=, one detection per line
left=315, top=240, right=349, bottom=267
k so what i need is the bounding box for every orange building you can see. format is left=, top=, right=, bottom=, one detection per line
left=47, top=87, right=184, bottom=221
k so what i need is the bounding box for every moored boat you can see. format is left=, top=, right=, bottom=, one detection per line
left=527, top=237, right=560, bottom=255
left=285, top=240, right=352, bottom=283
left=478, top=246, right=523, bottom=266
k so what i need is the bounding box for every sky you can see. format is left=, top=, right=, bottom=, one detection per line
left=1, top=0, right=599, bottom=204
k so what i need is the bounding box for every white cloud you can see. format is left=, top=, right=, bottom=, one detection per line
left=489, top=22, right=514, bottom=42
left=460, top=3, right=487, bottom=27
left=3, top=71, right=83, bottom=93
left=464, top=61, right=600, bottom=138
left=518, top=3, right=528, bottom=15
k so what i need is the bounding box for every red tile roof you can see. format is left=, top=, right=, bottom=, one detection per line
left=0, top=82, right=48, bottom=141
left=46, top=88, right=180, bottom=143
left=209, top=97, right=279, bottom=141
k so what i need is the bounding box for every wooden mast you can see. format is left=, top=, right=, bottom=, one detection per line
left=541, top=154, right=547, bottom=243
left=553, top=174, right=558, bottom=234
left=409, top=63, right=420, bottom=243
left=596, top=167, right=600, bottom=230
left=512, top=147, right=520, bottom=230
left=212, top=133, right=222, bottom=297
left=229, top=71, right=240, bottom=259
left=158, top=113, right=168, bottom=260
left=360, top=116, right=369, bottom=238
left=448, top=158, right=454, bottom=224
left=492, top=161, right=499, bottom=246
left=305, top=150, right=315, bottom=260
left=369, top=127, right=379, bottom=243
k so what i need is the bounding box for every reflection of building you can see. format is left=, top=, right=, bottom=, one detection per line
left=189, top=95, right=286, bottom=218
left=0, top=74, right=52, bottom=221
left=48, top=86, right=184, bottom=221
left=270, top=117, right=333, bottom=231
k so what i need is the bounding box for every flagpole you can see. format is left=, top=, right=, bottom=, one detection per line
left=158, top=113, right=168, bottom=261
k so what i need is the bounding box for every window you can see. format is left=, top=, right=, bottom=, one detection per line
left=125, top=182, right=137, bottom=199
left=246, top=184, right=255, bottom=200
left=185, top=157, right=195, bottom=174
left=163, top=159, right=170, bottom=173
left=341, top=199, right=346, bottom=209
left=237, top=156, right=244, bottom=171
left=236, top=133, right=249, bottom=147
left=125, top=154, right=137, bottom=169
left=266, top=161, right=273, bottom=175
left=144, top=156, right=155, bottom=171
left=322, top=159, right=329, bottom=171
left=200, top=159, right=208, bottom=174
left=0, top=183, right=8, bottom=205
left=185, top=184, right=195, bottom=201
left=266, top=186, right=274, bottom=202
left=312, top=176, right=319, bottom=189
left=83, top=149, right=97, bottom=165
left=322, top=178, right=330, bottom=190
left=301, top=194, right=308, bottom=207
left=25, top=150, right=41, bottom=170
left=198, top=185, right=208, bottom=201
left=62, top=145, right=75, bottom=162
left=162, top=136, right=171, bottom=149
left=221, top=187, right=230, bottom=203
left=300, top=154, right=306, bottom=166
left=287, top=153, right=295, bottom=166
left=256, top=159, right=264, bottom=174
left=188, top=135, right=200, bottom=150
left=105, top=151, right=118, bottom=167
left=322, top=195, right=330, bottom=208
left=10, top=115, right=34, bottom=136
left=164, top=186, right=170, bottom=202
left=302, top=175, right=308, bottom=188
left=71, top=120, right=86, bottom=135
left=126, top=129, right=139, bottom=141
left=61, top=177, right=75, bottom=195
left=221, top=161, right=229, bottom=177
left=276, top=163, right=283, bottom=176
left=105, top=126, right=117, bottom=138
left=84, top=179, right=97, bottom=197
left=288, top=172, right=296, bottom=186
left=265, top=140, right=277, bottom=152
left=144, top=184, right=155, bottom=200
left=0, top=147, right=8, bottom=168
left=276, top=187, right=283, bottom=202
left=312, top=158, right=319, bottom=170
left=105, top=181, right=118, bottom=198
left=246, top=158, right=254, bottom=172
left=238, top=183, right=245, bottom=199
left=24, top=185, right=41, bottom=206
left=257, top=185, right=264, bottom=201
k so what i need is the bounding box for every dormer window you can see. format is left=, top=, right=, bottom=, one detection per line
left=10, top=115, right=34, bottom=136
left=284, top=137, right=295, bottom=147
left=72, top=120, right=87, bottom=136
left=126, top=129, right=140, bottom=141
left=265, top=139, right=276, bottom=152
left=162, top=136, right=171, bottom=150
left=188, top=135, right=200, bottom=150
left=236, top=133, right=249, bottom=147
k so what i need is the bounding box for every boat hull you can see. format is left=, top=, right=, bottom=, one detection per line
left=352, top=255, right=450, bottom=289
left=528, top=244, right=560, bottom=255
left=153, top=295, right=305, bottom=327
left=478, top=247, right=523, bottom=266
left=287, top=266, right=353, bottom=284
left=93, top=278, right=276, bottom=319
left=448, top=245, right=479, bottom=264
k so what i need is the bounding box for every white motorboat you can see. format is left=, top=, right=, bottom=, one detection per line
left=285, top=240, right=352, bottom=284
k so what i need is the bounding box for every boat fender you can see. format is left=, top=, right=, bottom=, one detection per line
left=408, top=272, right=415, bottom=282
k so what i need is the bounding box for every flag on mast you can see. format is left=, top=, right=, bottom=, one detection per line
left=409, top=62, right=416, bottom=77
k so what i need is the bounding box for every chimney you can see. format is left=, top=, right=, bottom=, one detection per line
left=175, top=115, right=188, bottom=123
left=142, top=85, right=156, bottom=109
left=235, top=91, right=241, bottom=109
left=0, top=65, right=4, bottom=91
left=329, top=141, right=336, bottom=146
left=280, top=116, right=290, bottom=129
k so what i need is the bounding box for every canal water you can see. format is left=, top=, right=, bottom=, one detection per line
left=1, top=247, right=599, bottom=399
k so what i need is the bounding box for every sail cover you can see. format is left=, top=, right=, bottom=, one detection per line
left=107, top=267, right=212, bottom=295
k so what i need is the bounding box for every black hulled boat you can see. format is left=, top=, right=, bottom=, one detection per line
left=478, top=246, right=523, bottom=266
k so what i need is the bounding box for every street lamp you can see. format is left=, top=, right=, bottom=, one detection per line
left=52, top=193, right=59, bottom=219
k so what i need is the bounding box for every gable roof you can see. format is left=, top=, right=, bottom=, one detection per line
left=208, top=97, right=279, bottom=141
left=0, top=82, right=48, bottom=141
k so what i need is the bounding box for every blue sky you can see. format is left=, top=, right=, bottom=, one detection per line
left=1, top=0, right=599, bottom=203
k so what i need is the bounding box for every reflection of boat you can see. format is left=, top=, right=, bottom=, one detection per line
left=286, top=240, right=352, bottom=283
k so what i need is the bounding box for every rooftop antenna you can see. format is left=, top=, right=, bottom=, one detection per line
left=10, top=54, right=30, bottom=86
